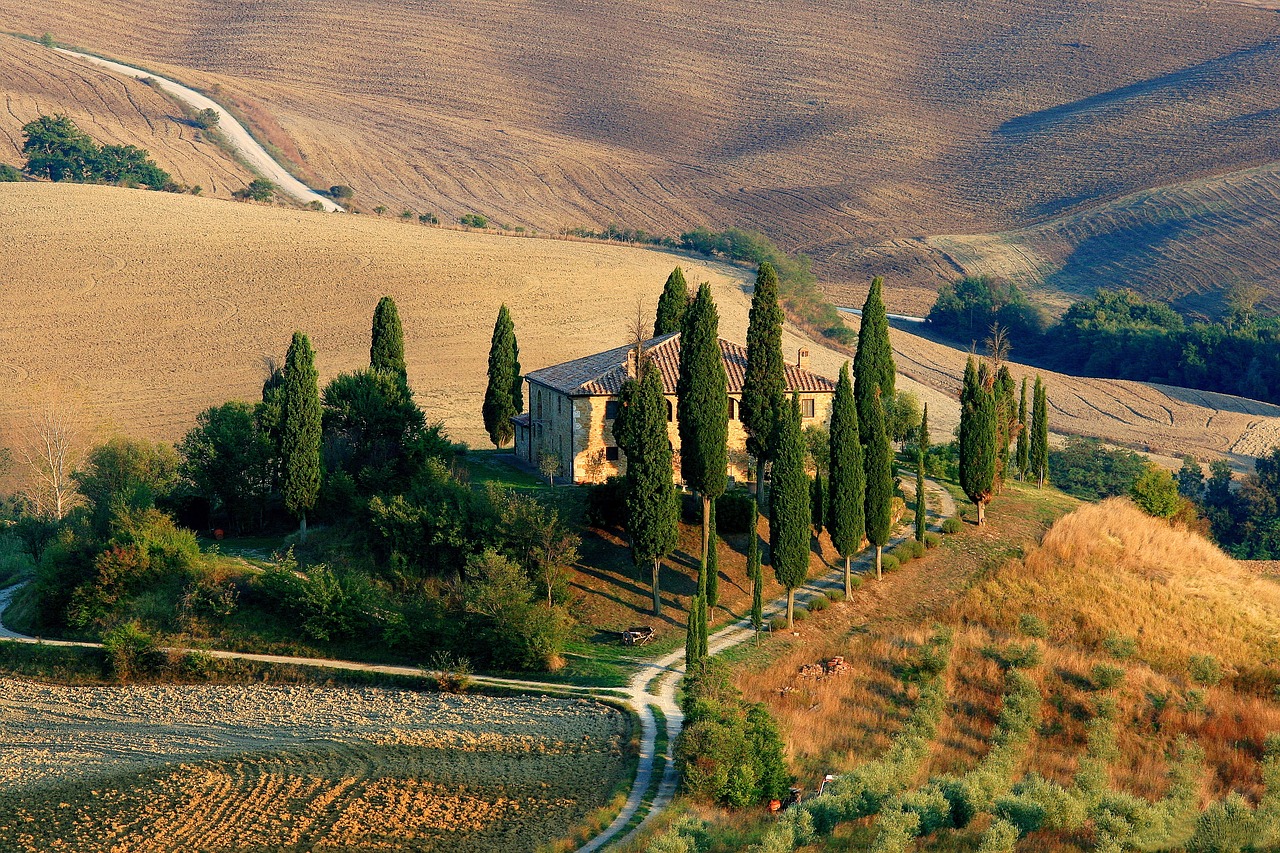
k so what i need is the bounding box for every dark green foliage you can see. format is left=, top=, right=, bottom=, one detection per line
left=1090, top=664, right=1126, bottom=690
left=941, top=516, right=963, bottom=534
left=915, top=452, right=927, bottom=542
left=0, top=163, right=23, bottom=181
left=233, top=178, right=275, bottom=202
left=810, top=475, right=825, bottom=534
left=853, top=277, right=896, bottom=436
left=686, top=593, right=706, bottom=669
left=807, top=593, right=828, bottom=612
left=741, top=262, right=787, bottom=464
left=75, top=437, right=181, bottom=537
left=1131, top=464, right=1181, bottom=518
left=1048, top=436, right=1145, bottom=500
left=255, top=550, right=378, bottom=643
left=994, top=365, right=1017, bottom=487
left=461, top=549, right=568, bottom=670
left=1030, top=377, right=1049, bottom=487
left=827, top=364, right=866, bottom=593
left=102, top=621, right=163, bottom=680
left=654, top=267, right=690, bottom=336
left=863, top=387, right=894, bottom=574
left=715, top=489, right=756, bottom=535
left=329, top=184, right=354, bottom=200
left=959, top=357, right=997, bottom=523
left=322, top=369, right=425, bottom=494
left=366, top=460, right=480, bottom=580
left=614, top=358, right=679, bottom=615
left=179, top=401, right=273, bottom=533
left=677, top=660, right=790, bottom=807
left=1102, top=633, right=1138, bottom=659
left=1016, top=379, right=1029, bottom=481
left=280, top=332, right=323, bottom=535
left=21, top=115, right=171, bottom=188
left=706, top=501, right=719, bottom=608
left=459, top=213, right=488, bottom=227
left=927, top=276, right=1046, bottom=343
left=370, top=296, right=408, bottom=381
left=584, top=476, right=627, bottom=529
left=1189, top=654, right=1224, bottom=686
left=482, top=304, right=522, bottom=448
left=1018, top=613, right=1048, bottom=638
left=748, top=522, right=763, bottom=631
left=919, top=403, right=930, bottom=456
left=770, top=396, right=811, bottom=625
left=886, top=390, right=922, bottom=447
left=1178, top=455, right=1205, bottom=500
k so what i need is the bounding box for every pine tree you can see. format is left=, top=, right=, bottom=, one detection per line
left=1031, top=377, right=1050, bottom=488
left=614, top=358, right=678, bottom=615
left=770, top=395, right=811, bottom=627
left=827, top=363, right=865, bottom=599
left=281, top=332, right=322, bottom=542
left=864, top=387, right=894, bottom=579
left=1016, top=378, right=1029, bottom=481
left=677, top=283, right=729, bottom=591
left=370, top=296, right=407, bottom=381
left=853, top=276, right=896, bottom=439
left=915, top=450, right=927, bottom=543
left=810, top=475, right=825, bottom=535
left=706, top=501, right=720, bottom=609
left=482, top=304, right=522, bottom=448
left=959, top=357, right=997, bottom=524
left=654, top=267, right=690, bottom=336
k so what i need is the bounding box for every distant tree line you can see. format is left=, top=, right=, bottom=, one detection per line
left=929, top=278, right=1280, bottom=405
left=19, top=115, right=176, bottom=191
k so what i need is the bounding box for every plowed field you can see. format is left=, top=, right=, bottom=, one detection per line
left=0, top=679, right=630, bottom=852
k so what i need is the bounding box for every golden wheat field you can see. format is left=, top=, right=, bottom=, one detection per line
left=0, top=38, right=253, bottom=197
left=0, top=679, right=631, bottom=852
left=2, top=0, right=1279, bottom=302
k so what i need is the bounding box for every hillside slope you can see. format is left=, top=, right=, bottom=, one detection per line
left=0, top=38, right=253, bottom=197
left=3, top=1, right=1279, bottom=307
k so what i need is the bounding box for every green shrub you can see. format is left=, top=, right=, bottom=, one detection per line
left=649, top=815, right=709, bottom=853
left=180, top=649, right=216, bottom=679
left=459, top=213, right=489, bottom=228
left=1189, top=654, right=1224, bottom=686
left=881, top=555, right=901, bottom=573
left=1189, top=793, right=1259, bottom=853
left=769, top=616, right=788, bottom=632
left=897, top=784, right=953, bottom=834
left=1018, top=613, right=1048, bottom=639
left=997, top=775, right=1085, bottom=834
left=102, top=621, right=162, bottom=680
left=418, top=212, right=439, bottom=224
left=923, top=531, right=941, bottom=548
left=0, top=163, right=22, bottom=182
left=889, top=543, right=915, bottom=565
left=870, top=806, right=921, bottom=853
left=986, top=641, right=1042, bottom=670
left=329, top=184, right=354, bottom=200
left=1091, top=663, right=1126, bottom=690
left=850, top=575, right=864, bottom=590
left=976, top=818, right=1020, bottom=853
left=792, top=607, right=809, bottom=622
left=1102, top=633, right=1138, bottom=660
left=941, top=516, right=963, bottom=534
left=716, top=489, right=757, bottom=535
left=584, top=476, right=627, bottom=528
left=826, top=588, right=845, bottom=603
left=807, top=594, right=829, bottom=612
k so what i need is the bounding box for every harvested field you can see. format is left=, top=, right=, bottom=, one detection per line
left=0, top=38, right=253, bottom=197
left=2, top=0, right=1279, bottom=301
left=0, top=679, right=631, bottom=852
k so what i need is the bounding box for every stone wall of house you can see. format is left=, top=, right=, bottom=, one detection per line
left=528, top=380, right=577, bottom=482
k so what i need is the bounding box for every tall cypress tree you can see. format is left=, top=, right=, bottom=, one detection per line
left=994, top=365, right=1017, bottom=491
left=864, top=388, right=894, bottom=580
left=827, top=363, right=865, bottom=599
left=370, top=296, right=407, bottom=381
left=959, top=357, right=997, bottom=525
left=741, top=262, right=787, bottom=497
left=915, top=450, right=927, bottom=543
left=482, top=304, right=522, bottom=448
left=748, top=528, right=763, bottom=632
left=770, top=395, right=810, bottom=627
left=853, top=276, right=896, bottom=439
left=677, top=283, right=729, bottom=593
left=1016, top=378, right=1029, bottom=481
left=686, top=593, right=704, bottom=670
left=654, top=267, right=690, bottom=337
left=1031, top=377, right=1049, bottom=488
left=706, top=501, right=720, bottom=609
left=614, top=358, right=678, bottom=616
left=281, top=332, right=322, bottom=542
left=919, top=402, right=930, bottom=457
left=810, top=475, right=825, bottom=535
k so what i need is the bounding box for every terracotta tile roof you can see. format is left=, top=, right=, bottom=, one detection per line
left=525, top=333, right=836, bottom=397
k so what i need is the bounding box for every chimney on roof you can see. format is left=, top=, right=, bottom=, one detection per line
left=798, top=347, right=810, bottom=371
left=625, top=346, right=638, bottom=378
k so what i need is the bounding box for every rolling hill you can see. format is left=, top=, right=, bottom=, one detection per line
left=3, top=0, right=1280, bottom=313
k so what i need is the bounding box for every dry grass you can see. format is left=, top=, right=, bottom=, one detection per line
left=0, top=679, right=632, bottom=852
left=2, top=2, right=1279, bottom=302
left=0, top=38, right=253, bottom=196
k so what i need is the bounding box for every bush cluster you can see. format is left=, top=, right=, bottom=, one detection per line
left=941, top=516, right=963, bottom=534
left=21, top=114, right=173, bottom=189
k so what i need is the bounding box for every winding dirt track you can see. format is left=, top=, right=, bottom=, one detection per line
left=0, top=480, right=952, bottom=851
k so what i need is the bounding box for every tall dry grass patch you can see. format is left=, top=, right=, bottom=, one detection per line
left=957, top=498, right=1280, bottom=677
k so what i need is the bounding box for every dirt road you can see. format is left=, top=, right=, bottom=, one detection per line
left=52, top=46, right=343, bottom=212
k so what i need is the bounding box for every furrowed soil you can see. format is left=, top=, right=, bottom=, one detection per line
left=0, top=679, right=631, bottom=852
left=3, top=1, right=1279, bottom=309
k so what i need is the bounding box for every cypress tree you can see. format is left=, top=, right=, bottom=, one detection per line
left=811, top=475, right=825, bottom=535
left=1016, top=378, right=1029, bottom=481
left=919, top=402, right=930, bottom=457
left=615, top=358, right=678, bottom=616
left=748, top=528, right=763, bottom=633
left=864, top=387, right=894, bottom=580
left=827, top=363, right=865, bottom=599
left=482, top=304, right=522, bottom=448
left=915, top=450, right=927, bottom=543
left=959, top=357, right=997, bottom=525
left=706, top=501, right=720, bottom=609
left=677, top=283, right=729, bottom=590
left=853, top=276, right=896, bottom=439
left=741, top=262, right=787, bottom=497
left=370, top=296, right=408, bottom=381
left=281, top=332, right=322, bottom=542
left=994, top=365, right=1017, bottom=491
left=1031, top=377, right=1049, bottom=488
left=654, top=267, right=690, bottom=337
left=686, top=593, right=703, bottom=670
left=770, top=395, right=811, bottom=627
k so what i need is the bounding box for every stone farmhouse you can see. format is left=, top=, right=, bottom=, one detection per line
left=512, top=333, right=837, bottom=485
